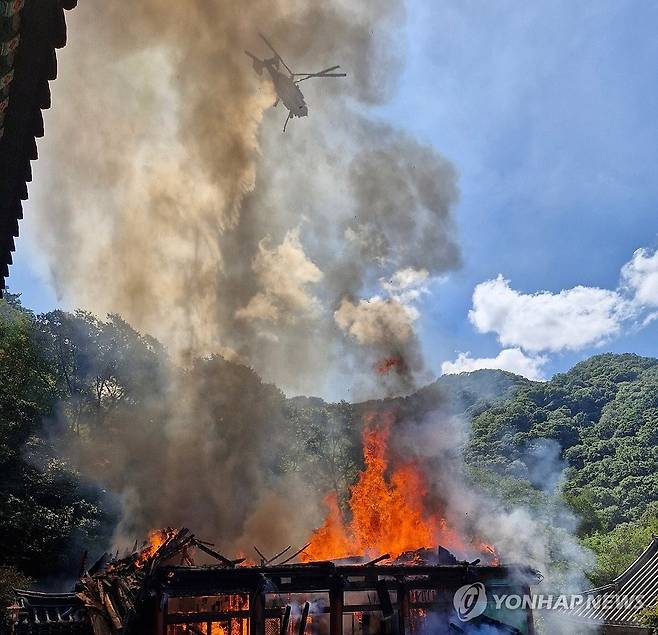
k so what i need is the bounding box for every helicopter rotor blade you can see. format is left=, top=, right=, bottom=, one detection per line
left=259, top=32, right=295, bottom=76
left=294, top=72, right=347, bottom=83
left=293, top=65, right=342, bottom=77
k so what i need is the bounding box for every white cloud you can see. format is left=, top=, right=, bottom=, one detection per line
left=469, top=275, right=631, bottom=353
left=621, top=248, right=658, bottom=307
left=441, top=348, right=547, bottom=381
left=236, top=228, right=323, bottom=323
left=463, top=246, right=658, bottom=363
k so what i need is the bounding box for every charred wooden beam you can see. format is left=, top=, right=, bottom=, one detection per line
left=195, top=541, right=236, bottom=567
left=365, top=554, right=390, bottom=567
left=279, top=543, right=311, bottom=565
left=280, top=604, right=291, bottom=635
left=155, top=594, right=166, bottom=635
left=298, top=601, right=310, bottom=635
left=376, top=579, right=394, bottom=620
left=397, top=583, right=409, bottom=635
left=330, top=584, right=344, bottom=635
left=266, top=545, right=292, bottom=566
left=250, top=580, right=266, bottom=635
left=254, top=545, right=268, bottom=565
left=524, top=584, right=536, bottom=635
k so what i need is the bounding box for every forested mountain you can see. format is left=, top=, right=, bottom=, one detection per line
left=464, top=353, right=658, bottom=586
left=1, top=293, right=658, bottom=607
left=468, top=354, right=658, bottom=527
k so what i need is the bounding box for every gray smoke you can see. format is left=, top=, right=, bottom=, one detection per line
left=32, top=2, right=593, bottom=617
left=35, top=0, right=460, bottom=398
left=34, top=0, right=462, bottom=552
left=392, top=406, right=595, bottom=634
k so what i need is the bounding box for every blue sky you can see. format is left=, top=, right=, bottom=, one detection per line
left=380, top=0, right=658, bottom=379
left=9, top=0, right=658, bottom=383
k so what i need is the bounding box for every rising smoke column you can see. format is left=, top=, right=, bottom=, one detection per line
left=34, top=0, right=461, bottom=397
left=32, top=1, right=594, bottom=612
left=34, top=0, right=464, bottom=553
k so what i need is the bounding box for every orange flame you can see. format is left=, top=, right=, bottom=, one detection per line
left=375, top=357, right=405, bottom=375
left=304, top=492, right=352, bottom=560
left=303, top=412, right=493, bottom=562
left=236, top=551, right=256, bottom=567
left=135, top=528, right=171, bottom=567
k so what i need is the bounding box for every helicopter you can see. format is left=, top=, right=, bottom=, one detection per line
left=245, top=33, right=346, bottom=132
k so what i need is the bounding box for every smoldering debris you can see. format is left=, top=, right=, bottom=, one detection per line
left=18, top=527, right=537, bottom=635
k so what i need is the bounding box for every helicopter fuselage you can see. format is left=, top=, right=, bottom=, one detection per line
left=264, top=63, right=308, bottom=118
left=245, top=36, right=344, bottom=130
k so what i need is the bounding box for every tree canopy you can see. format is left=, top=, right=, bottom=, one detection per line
left=1, top=294, right=657, bottom=598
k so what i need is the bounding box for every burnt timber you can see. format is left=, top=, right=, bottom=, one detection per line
left=11, top=528, right=542, bottom=635
left=14, top=562, right=539, bottom=635
left=155, top=562, right=540, bottom=634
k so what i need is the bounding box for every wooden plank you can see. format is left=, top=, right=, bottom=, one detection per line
left=280, top=605, right=291, bottom=635
left=250, top=588, right=266, bottom=635
left=397, top=584, right=409, bottom=635
left=329, top=586, right=343, bottom=635
left=297, top=602, right=309, bottom=635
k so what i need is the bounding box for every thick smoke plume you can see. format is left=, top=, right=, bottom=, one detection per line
left=31, top=2, right=591, bottom=619
left=33, top=0, right=461, bottom=550
left=35, top=0, right=460, bottom=397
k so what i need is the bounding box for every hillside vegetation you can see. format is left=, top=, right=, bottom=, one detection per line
left=469, top=353, right=658, bottom=525
left=466, top=353, right=658, bottom=583
left=1, top=294, right=657, bottom=597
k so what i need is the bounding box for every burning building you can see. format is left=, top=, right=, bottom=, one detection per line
left=11, top=528, right=541, bottom=635
left=1, top=4, right=566, bottom=633
left=9, top=415, right=543, bottom=635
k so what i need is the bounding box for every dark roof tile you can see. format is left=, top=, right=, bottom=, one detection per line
left=559, top=536, right=658, bottom=628
left=0, top=0, right=75, bottom=297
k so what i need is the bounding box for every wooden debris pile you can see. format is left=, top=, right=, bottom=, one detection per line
left=75, top=527, right=241, bottom=635
left=11, top=528, right=539, bottom=635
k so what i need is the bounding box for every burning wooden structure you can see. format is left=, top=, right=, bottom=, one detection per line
left=11, top=528, right=541, bottom=635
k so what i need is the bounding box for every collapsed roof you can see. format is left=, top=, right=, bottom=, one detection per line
left=12, top=528, right=541, bottom=635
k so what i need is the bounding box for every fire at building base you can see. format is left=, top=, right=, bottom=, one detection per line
left=9, top=528, right=541, bottom=635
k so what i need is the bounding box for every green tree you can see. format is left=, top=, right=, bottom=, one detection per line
left=582, top=504, right=658, bottom=587
left=0, top=295, right=111, bottom=581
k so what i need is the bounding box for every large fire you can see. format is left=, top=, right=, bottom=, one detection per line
left=135, top=528, right=173, bottom=568
left=139, top=414, right=497, bottom=568
left=303, top=412, right=493, bottom=562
